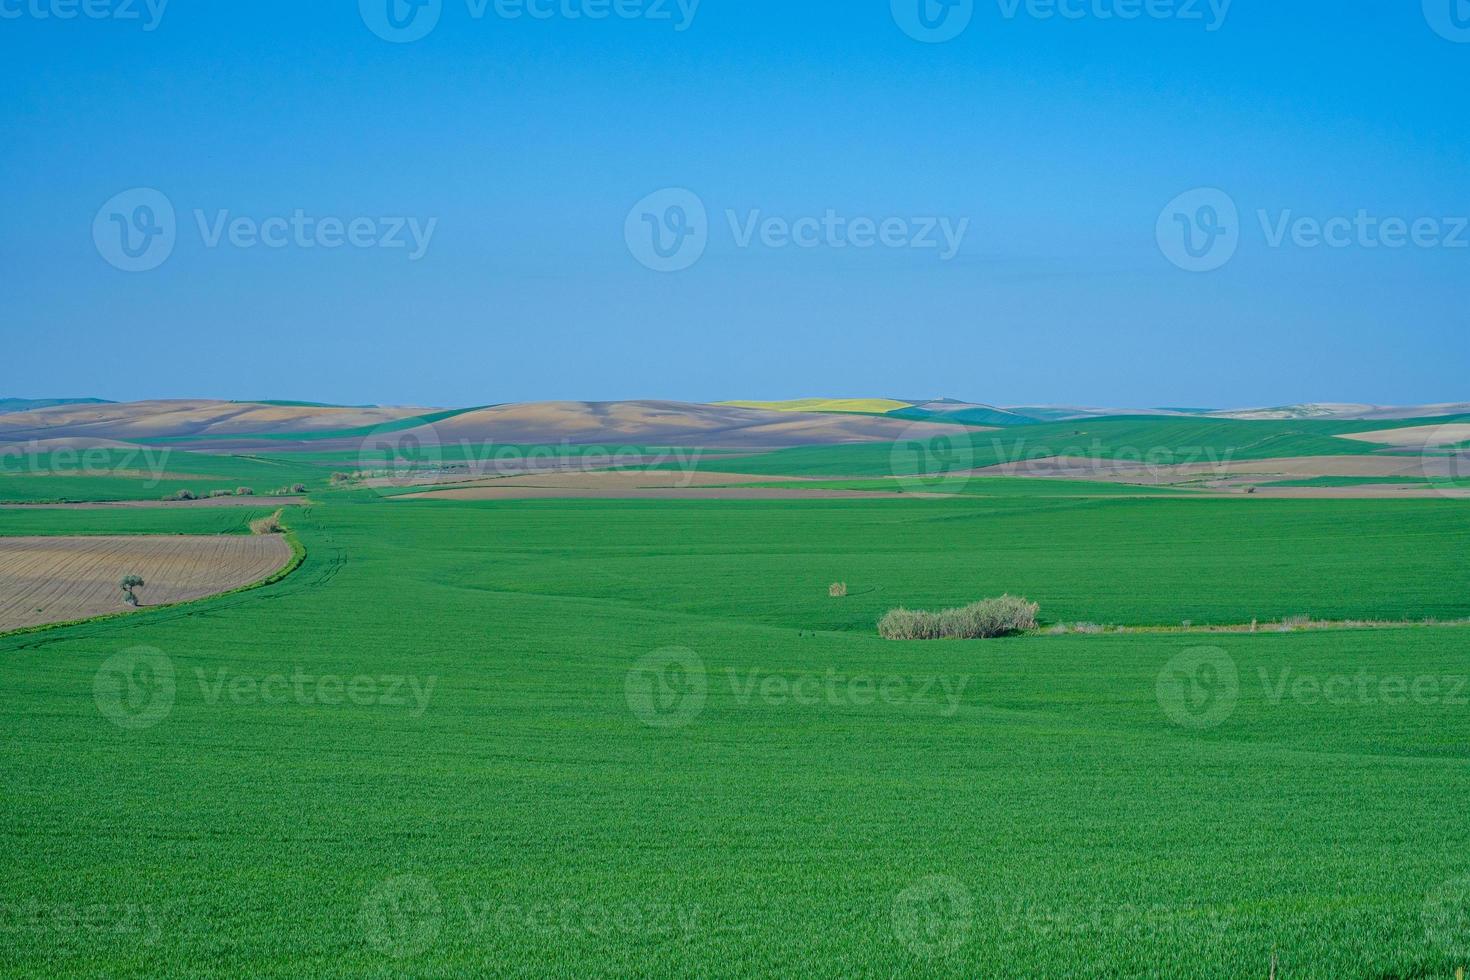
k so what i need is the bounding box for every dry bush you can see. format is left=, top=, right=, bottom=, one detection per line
left=235, top=487, right=255, bottom=496
left=829, top=582, right=848, bottom=597
left=878, top=595, right=1039, bottom=640
left=249, top=509, right=284, bottom=535
left=877, top=608, right=944, bottom=641
left=1278, top=614, right=1312, bottom=631
left=166, top=489, right=197, bottom=501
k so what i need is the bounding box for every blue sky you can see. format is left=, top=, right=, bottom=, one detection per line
left=3, top=1, right=1466, bottom=408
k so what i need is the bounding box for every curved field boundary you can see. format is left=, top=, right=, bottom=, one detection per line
left=0, top=530, right=304, bottom=638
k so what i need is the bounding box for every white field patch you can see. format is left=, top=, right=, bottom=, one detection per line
left=0, top=535, right=291, bottom=632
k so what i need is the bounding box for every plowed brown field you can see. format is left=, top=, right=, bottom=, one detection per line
left=0, top=535, right=292, bottom=632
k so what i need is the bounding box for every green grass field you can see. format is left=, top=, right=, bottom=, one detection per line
left=3, top=490, right=1469, bottom=976
left=0, top=448, right=326, bottom=503
left=640, top=417, right=1413, bottom=480
left=722, top=476, right=1191, bottom=496
left=0, top=505, right=288, bottom=537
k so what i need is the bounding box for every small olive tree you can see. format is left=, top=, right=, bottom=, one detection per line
left=119, top=575, right=145, bottom=607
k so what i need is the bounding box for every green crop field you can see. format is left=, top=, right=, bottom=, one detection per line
left=0, top=505, right=289, bottom=537
left=720, top=476, right=1191, bottom=496
left=637, top=416, right=1415, bottom=480
left=3, top=489, right=1469, bottom=977
left=0, top=448, right=327, bottom=504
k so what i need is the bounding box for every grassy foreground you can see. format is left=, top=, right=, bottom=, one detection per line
left=1, top=494, right=1468, bottom=976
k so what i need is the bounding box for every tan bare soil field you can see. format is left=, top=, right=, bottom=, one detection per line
left=1339, top=423, right=1470, bottom=448
left=972, top=454, right=1454, bottom=484
left=0, top=496, right=303, bottom=510
left=0, top=535, right=292, bottom=632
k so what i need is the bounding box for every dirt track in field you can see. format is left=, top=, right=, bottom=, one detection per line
left=0, top=535, right=292, bottom=632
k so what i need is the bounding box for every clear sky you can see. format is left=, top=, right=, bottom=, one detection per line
left=3, top=1, right=1466, bottom=409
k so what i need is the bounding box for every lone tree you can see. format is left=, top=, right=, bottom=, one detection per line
left=119, top=575, right=145, bottom=608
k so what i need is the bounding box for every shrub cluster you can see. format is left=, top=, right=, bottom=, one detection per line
left=878, top=595, right=1039, bottom=640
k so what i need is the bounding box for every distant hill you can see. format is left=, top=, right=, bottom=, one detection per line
left=1206, top=403, right=1470, bottom=421
left=0, top=399, right=989, bottom=451
left=0, top=398, right=111, bottom=415
left=716, top=398, right=914, bottom=415
left=0, top=399, right=433, bottom=446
